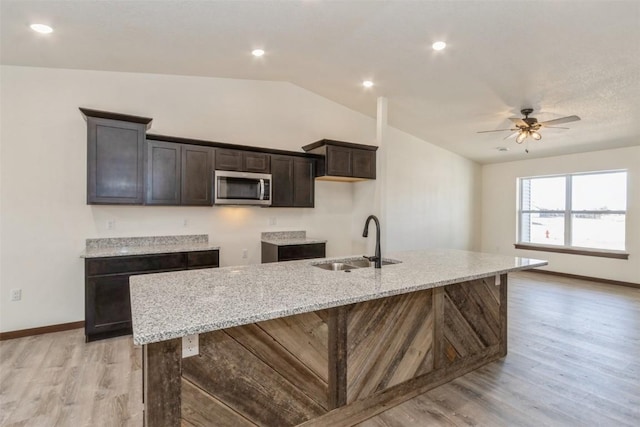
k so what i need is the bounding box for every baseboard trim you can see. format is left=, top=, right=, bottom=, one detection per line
left=0, top=321, right=85, bottom=341
left=529, top=269, right=640, bottom=289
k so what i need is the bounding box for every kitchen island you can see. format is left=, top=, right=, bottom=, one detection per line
left=130, top=249, right=546, bottom=426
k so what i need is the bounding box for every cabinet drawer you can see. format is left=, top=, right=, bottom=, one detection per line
left=278, top=243, right=326, bottom=261
left=86, top=253, right=186, bottom=276
left=187, top=250, right=220, bottom=269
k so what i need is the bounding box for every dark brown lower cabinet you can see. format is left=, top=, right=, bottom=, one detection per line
left=85, top=250, right=219, bottom=342
left=261, top=242, right=325, bottom=263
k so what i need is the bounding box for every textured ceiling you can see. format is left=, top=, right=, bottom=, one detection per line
left=2, top=0, right=639, bottom=163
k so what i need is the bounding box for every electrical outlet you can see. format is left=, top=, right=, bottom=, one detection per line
left=10, top=289, right=22, bottom=302
left=183, top=219, right=189, bottom=227
left=182, top=334, right=199, bottom=358
left=269, top=217, right=277, bottom=226
left=107, top=220, right=116, bottom=230
left=242, top=249, right=248, bottom=259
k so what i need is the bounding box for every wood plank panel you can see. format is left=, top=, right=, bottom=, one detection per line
left=441, top=277, right=502, bottom=364
left=182, top=329, right=326, bottom=426
left=257, top=311, right=329, bottom=383
left=225, top=322, right=328, bottom=409
left=346, top=289, right=434, bottom=403
left=181, top=378, right=255, bottom=427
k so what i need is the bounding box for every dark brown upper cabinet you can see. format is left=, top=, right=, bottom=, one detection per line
left=81, top=108, right=152, bottom=204
left=182, top=145, right=214, bottom=205
left=214, top=148, right=270, bottom=173
left=302, top=139, right=377, bottom=181
left=271, top=155, right=315, bottom=207
left=146, top=140, right=213, bottom=206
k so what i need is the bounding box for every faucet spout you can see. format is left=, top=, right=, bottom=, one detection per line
left=362, top=215, right=382, bottom=268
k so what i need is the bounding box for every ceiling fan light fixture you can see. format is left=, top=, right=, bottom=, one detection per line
left=530, top=131, right=542, bottom=140
left=515, top=131, right=528, bottom=144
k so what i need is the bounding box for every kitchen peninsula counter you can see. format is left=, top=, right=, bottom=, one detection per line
left=131, top=249, right=546, bottom=426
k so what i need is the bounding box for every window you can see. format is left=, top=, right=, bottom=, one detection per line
left=518, top=170, right=627, bottom=255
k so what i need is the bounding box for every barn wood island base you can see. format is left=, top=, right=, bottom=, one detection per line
left=130, top=249, right=546, bottom=426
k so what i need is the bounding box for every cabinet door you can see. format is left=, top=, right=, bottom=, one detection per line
left=271, top=155, right=294, bottom=207
left=87, top=117, right=145, bottom=204
left=187, top=250, right=220, bottom=269
left=146, top=140, right=181, bottom=205
left=244, top=152, right=271, bottom=173
left=352, top=148, right=376, bottom=179
left=182, top=145, right=213, bottom=205
left=293, top=157, right=315, bottom=207
left=86, top=275, right=132, bottom=337
left=214, top=149, right=243, bottom=171
left=326, top=145, right=353, bottom=177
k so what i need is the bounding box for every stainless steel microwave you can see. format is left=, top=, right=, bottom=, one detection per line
left=214, top=170, right=272, bottom=206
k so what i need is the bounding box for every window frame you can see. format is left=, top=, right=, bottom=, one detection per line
left=516, top=170, right=628, bottom=259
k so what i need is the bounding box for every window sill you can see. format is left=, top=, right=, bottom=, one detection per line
left=514, top=243, right=629, bottom=260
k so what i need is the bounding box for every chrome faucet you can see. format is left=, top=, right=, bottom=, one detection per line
left=362, top=215, right=382, bottom=268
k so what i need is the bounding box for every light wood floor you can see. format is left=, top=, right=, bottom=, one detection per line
left=1, top=272, right=638, bottom=426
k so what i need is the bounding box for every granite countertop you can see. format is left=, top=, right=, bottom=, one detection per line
left=82, top=234, right=220, bottom=258
left=129, top=249, right=547, bottom=345
left=261, top=230, right=327, bottom=246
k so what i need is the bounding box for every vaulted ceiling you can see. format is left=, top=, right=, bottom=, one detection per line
left=2, top=0, right=639, bottom=163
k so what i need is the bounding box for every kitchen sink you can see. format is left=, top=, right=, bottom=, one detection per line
left=312, top=258, right=402, bottom=271
left=313, top=262, right=356, bottom=271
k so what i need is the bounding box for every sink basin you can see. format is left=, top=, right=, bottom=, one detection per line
left=345, top=259, right=399, bottom=268
left=312, top=258, right=402, bottom=271
left=314, top=262, right=358, bottom=271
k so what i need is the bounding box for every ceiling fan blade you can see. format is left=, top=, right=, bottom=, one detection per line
left=503, top=131, right=519, bottom=140
left=542, top=126, right=570, bottom=129
left=539, top=115, right=581, bottom=126
left=477, top=128, right=517, bottom=133
left=508, top=117, right=528, bottom=128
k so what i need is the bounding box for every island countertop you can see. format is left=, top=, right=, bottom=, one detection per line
left=129, top=249, right=546, bottom=345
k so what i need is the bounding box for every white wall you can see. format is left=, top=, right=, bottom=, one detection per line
left=351, top=99, right=482, bottom=258
left=481, top=146, right=640, bottom=283
left=383, top=126, right=481, bottom=253
left=0, top=65, right=480, bottom=332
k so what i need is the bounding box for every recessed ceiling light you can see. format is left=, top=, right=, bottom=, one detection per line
left=30, top=24, right=53, bottom=34
left=432, top=41, right=446, bottom=51
left=362, top=80, right=374, bottom=88
left=251, top=49, right=265, bottom=57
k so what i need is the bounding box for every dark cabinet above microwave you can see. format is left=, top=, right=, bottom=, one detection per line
left=215, top=148, right=270, bottom=173
left=302, top=139, right=377, bottom=181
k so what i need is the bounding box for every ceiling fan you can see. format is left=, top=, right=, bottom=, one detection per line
left=478, top=108, right=581, bottom=146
